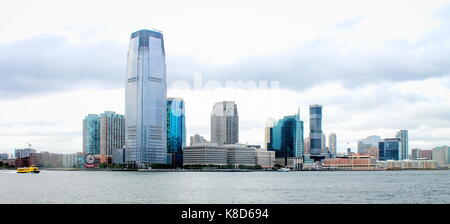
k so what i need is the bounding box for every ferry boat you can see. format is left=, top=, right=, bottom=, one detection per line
left=17, top=166, right=40, bottom=174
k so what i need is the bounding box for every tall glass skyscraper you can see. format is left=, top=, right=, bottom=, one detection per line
left=83, top=114, right=100, bottom=155
left=396, top=130, right=408, bottom=160
left=211, top=101, right=239, bottom=145
left=125, top=29, right=167, bottom=165
left=167, top=98, right=186, bottom=166
left=328, top=133, right=337, bottom=155
left=268, top=109, right=304, bottom=159
left=309, top=104, right=323, bottom=158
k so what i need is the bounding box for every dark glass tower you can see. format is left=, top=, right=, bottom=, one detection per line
left=309, top=104, right=323, bottom=161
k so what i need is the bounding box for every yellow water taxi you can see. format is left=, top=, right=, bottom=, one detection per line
left=17, top=166, right=40, bottom=173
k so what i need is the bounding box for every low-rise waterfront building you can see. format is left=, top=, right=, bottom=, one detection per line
left=112, top=148, right=126, bottom=165
left=63, top=154, right=78, bottom=168
left=255, top=149, right=275, bottom=169
left=29, top=152, right=63, bottom=168
left=224, top=144, right=256, bottom=166
left=378, top=160, right=437, bottom=170
left=0, top=153, right=8, bottom=160
left=183, top=143, right=261, bottom=167
left=183, top=142, right=228, bottom=166
left=432, top=146, right=450, bottom=168
left=322, top=154, right=378, bottom=170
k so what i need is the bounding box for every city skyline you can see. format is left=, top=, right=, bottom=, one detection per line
left=1, top=0, right=450, bottom=154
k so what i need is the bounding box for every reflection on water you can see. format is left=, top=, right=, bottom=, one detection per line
left=0, top=170, right=449, bottom=204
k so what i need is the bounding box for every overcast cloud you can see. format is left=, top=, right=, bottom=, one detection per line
left=0, top=0, right=449, bottom=153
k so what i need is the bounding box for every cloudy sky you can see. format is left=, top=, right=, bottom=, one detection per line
left=1, top=0, right=450, bottom=154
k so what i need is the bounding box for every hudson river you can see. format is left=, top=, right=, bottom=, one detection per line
left=1, top=170, right=449, bottom=203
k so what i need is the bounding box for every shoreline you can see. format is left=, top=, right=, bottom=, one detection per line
left=38, top=168, right=448, bottom=172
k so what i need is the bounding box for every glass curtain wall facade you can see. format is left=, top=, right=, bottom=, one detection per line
left=396, top=130, right=409, bottom=160
left=83, top=114, right=100, bottom=155
left=268, top=112, right=304, bottom=158
left=379, top=138, right=401, bottom=161
left=309, top=105, right=323, bottom=156
left=100, top=111, right=125, bottom=156
left=167, top=98, right=186, bottom=166
left=125, top=29, right=167, bottom=165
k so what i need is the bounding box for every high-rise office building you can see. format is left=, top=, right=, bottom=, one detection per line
left=357, top=135, right=381, bottom=154
left=167, top=98, right=186, bottom=166
left=100, top=111, right=125, bottom=156
left=304, top=137, right=310, bottom=155
left=396, top=130, right=408, bottom=160
left=264, top=118, right=276, bottom=149
left=322, top=133, right=327, bottom=153
left=267, top=109, right=304, bottom=160
left=378, top=138, right=401, bottom=161
left=167, top=98, right=186, bottom=153
left=211, top=101, right=239, bottom=145
left=125, top=29, right=167, bottom=165
left=328, top=133, right=337, bottom=155
left=83, top=114, right=100, bottom=155
left=309, top=104, right=323, bottom=160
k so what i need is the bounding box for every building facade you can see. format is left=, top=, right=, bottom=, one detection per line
left=167, top=98, right=185, bottom=166
left=0, top=153, right=8, bottom=160
left=125, top=29, right=167, bottom=165
left=14, top=148, right=37, bottom=159
left=190, top=134, right=208, bottom=146
left=29, top=152, right=63, bottom=168
left=183, top=143, right=227, bottom=166
left=309, top=104, right=323, bottom=158
left=396, top=130, right=409, bottom=160
left=255, top=149, right=275, bottom=169
left=264, top=118, right=276, bottom=149
left=224, top=144, right=256, bottom=166
left=267, top=110, right=304, bottom=160
left=378, top=138, right=402, bottom=161
left=211, top=101, right=239, bottom=145
left=328, top=133, right=337, bottom=156
left=357, top=135, right=381, bottom=154
left=63, top=154, right=78, bottom=168
left=432, top=146, right=449, bottom=168
left=83, top=114, right=100, bottom=155
left=100, top=111, right=125, bottom=156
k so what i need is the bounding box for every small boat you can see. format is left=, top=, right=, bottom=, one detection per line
left=278, top=167, right=290, bottom=172
left=17, top=166, right=40, bottom=174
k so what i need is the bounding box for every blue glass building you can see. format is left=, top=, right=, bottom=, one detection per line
left=83, top=114, right=100, bottom=155
left=167, top=98, right=186, bottom=166
left=268, top=110, right=304, bottom=159
left=379, top=138, right=401, bottom=161
left=125, top=29, right=167, bottom=166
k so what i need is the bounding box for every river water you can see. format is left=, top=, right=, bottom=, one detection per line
left=1, top=170, right=449, bottom=203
